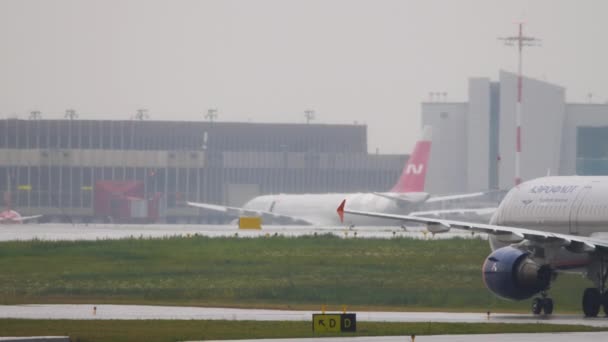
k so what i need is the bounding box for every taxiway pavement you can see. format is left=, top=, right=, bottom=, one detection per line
left=0, top=223, right=481, bottom=241
left=0, top=305, right=606, bottom=327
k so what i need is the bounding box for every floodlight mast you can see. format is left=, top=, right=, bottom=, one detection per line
left=135, top=108, right=149, bottom=121
left=205, top=108, right=218, bottom=122
left=498, top=23, right=541, bottom=186
left=304, top=109, right=315, bottom=124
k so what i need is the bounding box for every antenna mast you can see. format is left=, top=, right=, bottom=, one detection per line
left=498, top=23, right=541, bottom=186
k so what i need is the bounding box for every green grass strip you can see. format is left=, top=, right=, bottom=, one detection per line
left=0, top=319, right=605, bottom=342
left=0, top=235, right=593, bottom=312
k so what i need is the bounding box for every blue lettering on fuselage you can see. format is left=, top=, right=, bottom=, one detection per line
left=529, top=185, right=578, bottom=194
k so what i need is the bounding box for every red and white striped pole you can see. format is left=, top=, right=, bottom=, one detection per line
left=499, top=23, right=540, bottom=186
left=515, top=23, right=523, bottom=186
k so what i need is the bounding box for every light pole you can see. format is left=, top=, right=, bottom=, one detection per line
left=64, top=109, right=78, bottom=148
left=205, top=108, right=218, bottom=123
left=63, top=109, right=79, bottom=219
left=29, top=110, right=43, bottom=207
left=304, top=109, right=315, bottom=124
left=131, top=109, right=149, bottom=149
left=64, top=109, right=78, bottom=120
left=498, top=23, right=540, bottom=186
left=135, top=108, right=149, bottom=121
left=29, top=110, right=42, bottom=119
left=28, top=110, right=42, bottom=148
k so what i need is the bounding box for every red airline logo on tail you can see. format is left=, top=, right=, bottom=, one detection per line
left=389, top=126, right=432, bottom=193
left=405, top=164, right=425, bottom=175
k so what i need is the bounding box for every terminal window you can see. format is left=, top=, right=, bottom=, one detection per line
left=577, top=127, right=608, bottom=175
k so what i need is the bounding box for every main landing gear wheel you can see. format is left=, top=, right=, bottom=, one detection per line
left=582, top=288, right=601, bottom=317
left=532, top=296, right=554, bottom=315
left=543, top=298, right=554, bottom=315
left=532, top=298, right=542, bottom=315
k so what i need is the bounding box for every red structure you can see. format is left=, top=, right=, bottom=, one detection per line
left=94, top=181, right=161, bottom=223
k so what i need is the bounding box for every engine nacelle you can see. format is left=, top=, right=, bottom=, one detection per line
left=482, top=246, right=551, bottom=300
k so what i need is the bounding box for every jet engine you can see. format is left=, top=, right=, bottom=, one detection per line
left=482, top=246, right=552, bottom=300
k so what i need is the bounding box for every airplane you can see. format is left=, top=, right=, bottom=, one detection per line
left=337, top=175, right=608, bottom=317
left=0, top=192, right=42, bottom=224
left=188, top=126, right=491, bottom=226
left=0, top=209, right=42, bottom=224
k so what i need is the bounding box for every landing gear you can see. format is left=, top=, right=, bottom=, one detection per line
left=583, top=257, right=608, bottom=317
left=582, top=288, right=601, bottom=317
left=531, top=298, right=542, bottom=315
left=544, top=297, right=554, bottom=315
left=532, top=292, right=554, bottom=315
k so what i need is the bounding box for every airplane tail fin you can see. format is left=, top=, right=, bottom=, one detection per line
left=389, top=126, right=432, bottom=193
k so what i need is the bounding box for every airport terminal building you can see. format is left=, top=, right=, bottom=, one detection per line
left=423, top=70, right=608, bottom=194
left=0, top=120, right=406, bottom=222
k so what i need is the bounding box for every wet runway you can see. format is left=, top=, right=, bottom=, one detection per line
left=1, top=305, right=607, bottom=327
left=0, top=223, right=482, bottom=241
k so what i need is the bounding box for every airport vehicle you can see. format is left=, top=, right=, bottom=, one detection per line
left=188, top=127, right=488, bottom=226
left=337, top=176, right=608, bottom=317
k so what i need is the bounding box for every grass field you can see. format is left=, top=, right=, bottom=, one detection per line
left=1, top=319, right=605, bottom=342
left=0, top=235, right=592, bottom=312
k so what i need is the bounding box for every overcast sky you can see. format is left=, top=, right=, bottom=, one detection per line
left=1, top=0, right=606, bottom=153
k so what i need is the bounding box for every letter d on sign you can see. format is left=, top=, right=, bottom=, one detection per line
left=341, top=314, right=357, bottom=332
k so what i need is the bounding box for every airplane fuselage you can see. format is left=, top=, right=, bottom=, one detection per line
left=244, top=192, right=423, bottom=226
left=488, top=176, right=608, bottom=272
left=0, top=209, right=23, bottom=224
left=491, top=176, right=608, bottom=236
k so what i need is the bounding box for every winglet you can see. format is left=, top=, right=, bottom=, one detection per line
left=337, top=200, right=346, bottom=223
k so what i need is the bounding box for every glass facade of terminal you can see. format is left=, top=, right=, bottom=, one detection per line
left=0, top=119, right=406, bottom=222
left=576, top=126, right=608, bottom=175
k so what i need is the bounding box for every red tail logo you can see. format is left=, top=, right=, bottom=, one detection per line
left=405, top=164, right=424, bottom=175
left=390, top=126, right=432, bottom=193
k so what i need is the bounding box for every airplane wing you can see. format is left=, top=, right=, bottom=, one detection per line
left=372, top=192, right=430, bottom=205
left=337, top=200, right=608, bottom=253
left=19, top=215, right=43, bottom=222
left=0, top=215, right=42, bottom=223
left=409, top=207, right=496, bottom=218
left=187, top=201, right=314, bottom=225
left=425, top=192, right=488, bottom=203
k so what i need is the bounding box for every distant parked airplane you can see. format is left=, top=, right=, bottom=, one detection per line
left=188, top=126, right=489, bottom=226
left=0, top=192, right=42, bottom=224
